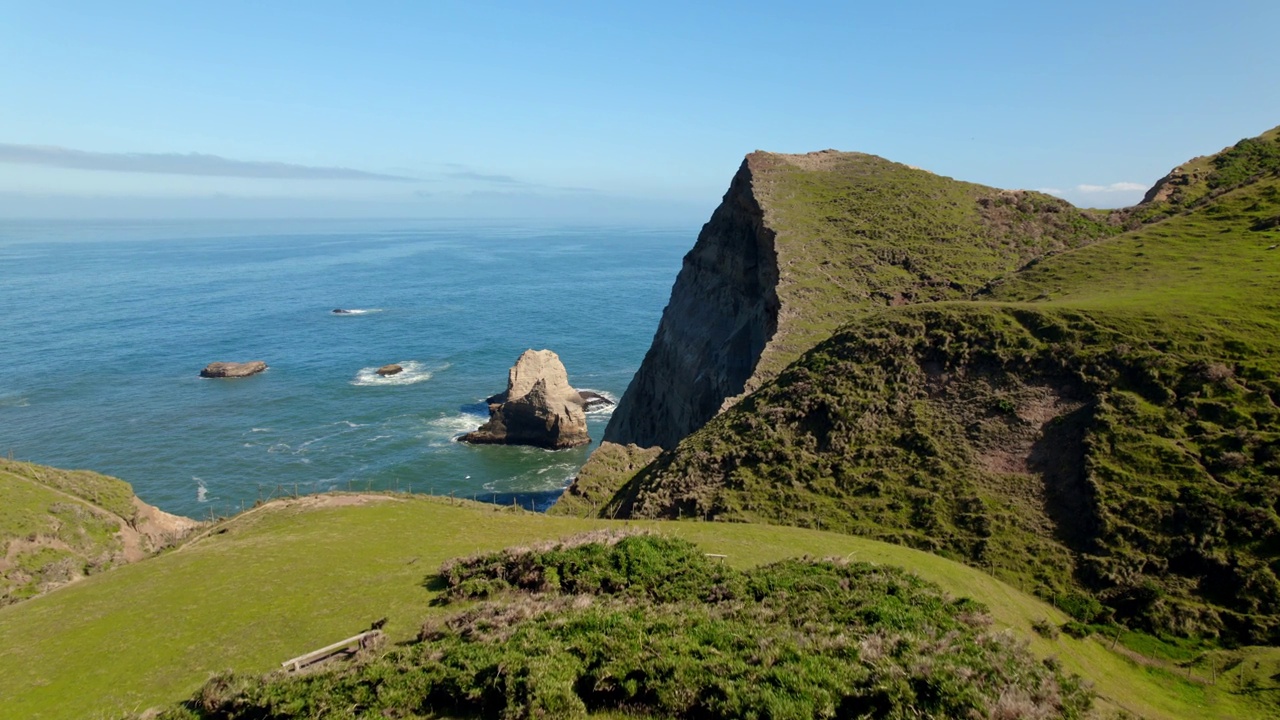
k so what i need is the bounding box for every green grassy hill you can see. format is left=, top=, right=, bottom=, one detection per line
left=740, top=151, right=1123, bottom=385
left=0, top=459, right=198, bottom=604
left=585, top=126, right=1280, bottom=646
left=0, top=493, right=1274, bottom=719
left=1128, top=125, right=1280, bottom=223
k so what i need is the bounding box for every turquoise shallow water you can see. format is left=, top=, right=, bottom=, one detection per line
left=0, top=219, right=689, bottom=517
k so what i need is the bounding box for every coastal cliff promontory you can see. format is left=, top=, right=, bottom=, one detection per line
left=597, top=150, right=1118, bottom=455
left=0, top=459, right=199, bottom=604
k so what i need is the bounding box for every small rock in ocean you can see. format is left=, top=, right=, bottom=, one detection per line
left=200, top=361, right=268, bottom=378
left=332, top=308, right=353, bottom=314
left=376, top=364, right=403, bottom=377
left=578, top=390, right=615, bottom=411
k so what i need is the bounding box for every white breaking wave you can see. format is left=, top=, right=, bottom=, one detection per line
left=424, top=413, right=484, bottom=445
left=331, top=308, right=383, bottom=315
left=482, top=462, right=580, bottom=493
left=195, top=477, right=209, bottom=503
left=351, top=360, right=433, bottom=387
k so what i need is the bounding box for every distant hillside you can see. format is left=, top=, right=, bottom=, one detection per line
left=0, top=459, right=198, bottom=603
left=1131, top=124, right=1280, bottom=224
left=566, top=125, right=1280, bottom=643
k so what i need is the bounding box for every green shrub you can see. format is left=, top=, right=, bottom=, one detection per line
left=169, top=535, right=1093, bottom=720
left=1061, top=621, right=1092, bottom=639
left=1032, top=617, right=1060, bottom=639
left=1058, top=592, right=1107, bottom=623
left=1209, top=137, right=1280, bottom=189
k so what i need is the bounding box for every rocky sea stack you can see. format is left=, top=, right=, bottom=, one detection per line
left=462, top=349, right=590, bottom=449
left=199, top=361, right=267, bottom=378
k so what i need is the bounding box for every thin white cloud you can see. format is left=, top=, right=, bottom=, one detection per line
left=1075, top=181, right=1147, bottom=194
left=446, top=170, right=526, bottom=185
left=0, top=143, right=414, bottom=181
left=1035, top=188, right=1065, bottom=196
left=441, top=164, right=598, bottom=194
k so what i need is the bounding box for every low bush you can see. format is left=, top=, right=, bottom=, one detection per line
left=1032, top=618, right=1061, bottom=639
left=1061, top=621, right=1092, bottom=639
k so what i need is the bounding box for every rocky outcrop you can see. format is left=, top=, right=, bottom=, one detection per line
left=200, top=361, right=267, bottom=378
left=376, top=364, right=403, bottom=376
left=602, top=157, right=780, bottom=450
left=1140, top=165, right=1191, bottom=205
left=462, top=350, right=590, bottom=449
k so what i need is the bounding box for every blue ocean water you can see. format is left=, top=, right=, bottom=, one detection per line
left=0, top=219, right=689, bottom=518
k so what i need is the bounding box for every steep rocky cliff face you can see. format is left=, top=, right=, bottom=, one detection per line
left=602, top=158, right=779, bottom=450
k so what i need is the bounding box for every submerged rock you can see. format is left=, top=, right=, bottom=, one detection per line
left=462, top=349, right=590, bottom=449
left=376, top=364, right=403, bottom=377
left=332, top=308, right=353, bottom=314
left=199, top=361, right=267, bottom=378
left=579, top=391, right=615, bottom=412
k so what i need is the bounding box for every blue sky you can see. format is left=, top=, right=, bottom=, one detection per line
left=1, top=1, right=1277, bottom=221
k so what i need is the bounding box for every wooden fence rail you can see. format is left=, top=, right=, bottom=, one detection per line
left=281, top=630, right=383, bottom=672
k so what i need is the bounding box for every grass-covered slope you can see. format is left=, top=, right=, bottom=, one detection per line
left=166, top=533, right=1091, bottom=720
left=2, top=494, right=1265, bottom=720
left=1131, top=125, right=1280, bottom=224
left=747, top=151, right=1122, bottom=384
left=602, top=126, right=1280, bottom=644
left=0, top=459, right=197, bottom=604
left=550, top=442, right=662, bottom=517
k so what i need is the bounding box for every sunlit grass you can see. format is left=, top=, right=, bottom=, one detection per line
left=0, top=496, right=1273, bottom=719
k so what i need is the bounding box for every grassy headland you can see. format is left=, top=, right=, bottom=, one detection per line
left=0, top=459, right=196, bottom=604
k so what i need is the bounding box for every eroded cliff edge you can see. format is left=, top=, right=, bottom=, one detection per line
left=602, top=156, right=781, bottom=450
left=1, top=459, right=200, bottom=604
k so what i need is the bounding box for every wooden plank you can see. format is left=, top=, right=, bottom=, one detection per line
left=281, top=630, right=381, bottom=671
